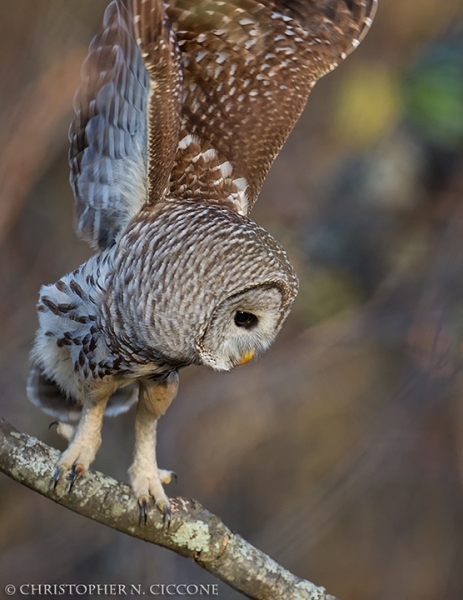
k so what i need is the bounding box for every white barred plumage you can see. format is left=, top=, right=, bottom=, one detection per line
left=28, top=0, right=377, bottom=521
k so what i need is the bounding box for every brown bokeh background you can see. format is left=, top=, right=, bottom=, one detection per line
left=2, top=1, right=463, bottom=599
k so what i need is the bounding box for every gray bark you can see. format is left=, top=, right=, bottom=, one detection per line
left=0, top=417, right=338, bottom=600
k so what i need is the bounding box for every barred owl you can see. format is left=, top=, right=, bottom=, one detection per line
left=28, top=0, right=377, bottom=522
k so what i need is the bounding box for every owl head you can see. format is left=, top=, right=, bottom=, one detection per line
left=109, top=200, right=299, bottom=371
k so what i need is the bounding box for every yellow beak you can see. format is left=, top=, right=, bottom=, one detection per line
left=237, top=349, right=255, bottom=366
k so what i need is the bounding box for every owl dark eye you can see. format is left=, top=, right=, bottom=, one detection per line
left=234, top=311, right=258, bottom=329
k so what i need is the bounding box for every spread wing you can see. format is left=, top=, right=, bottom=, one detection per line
left=69, top=0, right=182, bottom=250
left=166, top=0, right=378, bottom=215
left=70, top=0, right=376, bottom=249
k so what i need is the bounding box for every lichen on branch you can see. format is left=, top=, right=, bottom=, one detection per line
left=0, top=417, right=338, bottom=600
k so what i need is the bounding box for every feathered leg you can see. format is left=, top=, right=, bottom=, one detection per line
left=129, top=372, right=178, bottom=524
left=52, top=385, right=112, bottom=488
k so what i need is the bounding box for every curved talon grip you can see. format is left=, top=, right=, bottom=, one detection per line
left=139, top=496, right=150, bottom=526
left=161, top=504, right=171, bottom=529
left=137, top=496, right=171, bottom=528
left=67, top=464, right=84, bottom=492
left=50, top=466, right=64, bottom=491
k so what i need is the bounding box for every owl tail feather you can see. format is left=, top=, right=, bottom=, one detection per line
left=27, top=365, right=139, bottom=423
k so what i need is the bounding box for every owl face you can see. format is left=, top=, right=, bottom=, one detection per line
left=197, top=283, right=290, bottom=371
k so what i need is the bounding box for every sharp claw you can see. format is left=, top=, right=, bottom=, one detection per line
left=50, top=466, right=64, bottom=491
left=162, top=505, right=171, bottom=529
left=157, top=500, right=171, bottom=529
left=137, top=496, right=171, bottom=528
left=67, top=464, right=84, bottom=492
left=171, top=471, right=178, bottom=485
left=49, top=420, right=59, bottom=430
left=138, top=496, right=149, bottom=526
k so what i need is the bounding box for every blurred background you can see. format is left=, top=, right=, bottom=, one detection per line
left=1, top=1, right=463, bottom=599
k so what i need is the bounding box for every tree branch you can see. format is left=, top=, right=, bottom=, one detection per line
left=0, top=417, right=338, bottom=600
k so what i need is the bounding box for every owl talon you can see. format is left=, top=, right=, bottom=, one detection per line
left=138, top=495, right=150, bottom=526
left=137, top=495, right=171, bottom=527
left=50, top=466, right=64, bottom=490
left=48, top=420, right=59, bottom=430
left=157, top=499, right=171, bottom=528
left=67, top=463, right=85, bottom=491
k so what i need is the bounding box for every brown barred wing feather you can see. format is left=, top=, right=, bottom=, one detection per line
left=166, top=0, right=377, bottom=215
left=132, top=0, right=183, bottom=204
